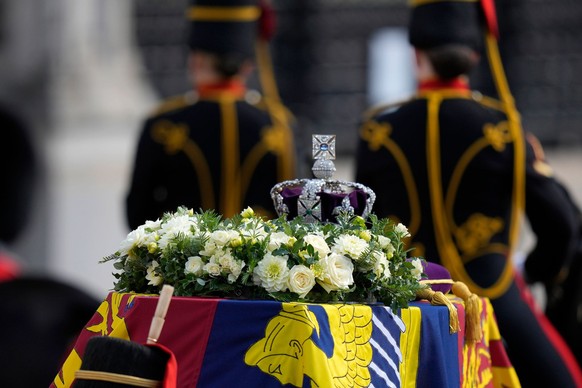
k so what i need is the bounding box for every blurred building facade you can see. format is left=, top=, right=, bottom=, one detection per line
left=134, top=0, right=582, bottom=152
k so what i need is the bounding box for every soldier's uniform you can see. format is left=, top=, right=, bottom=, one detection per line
left=356, top=0, right=582, bottom=386
left=0, top=106, right=35, bottom=281
left=126, top=0, right=295, bottom=230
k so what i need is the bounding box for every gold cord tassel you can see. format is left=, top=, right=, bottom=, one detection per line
left=452, top=281, right=483, bottom=343
left=416, top=287, right=460, bottom=334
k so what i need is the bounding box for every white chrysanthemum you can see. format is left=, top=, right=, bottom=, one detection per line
left=303, top=234, right=331, bottom=259
left=317, top=252, right=354, bottom=293
left=332, top=234, right=368, bottom=260
left=252, top=253, right=290, bottom=293
left=410, top=258, right=424, bottom=280
left=371, top=251, right=391, bottom=280
left=287, top=265, right=316, bottom=298
left=184, top=256, right=204, bottom=276
left=157, top=214, right=197, bottom=249
left=267, top=231, right=294, bottom=251
left=395, top=223, right=411, bottom=238
left=146, top=261, right=163, bottom=286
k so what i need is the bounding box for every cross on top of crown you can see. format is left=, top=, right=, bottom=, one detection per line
left=312, top=134, right=336, bottom=161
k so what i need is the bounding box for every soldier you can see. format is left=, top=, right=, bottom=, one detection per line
left=126, top=0, right=296, bottom=230
left=0, top=106, right=34, bottom=281
left=0, top=107, right=99, bottom=386
left=355, top=0, right=582, bottom=386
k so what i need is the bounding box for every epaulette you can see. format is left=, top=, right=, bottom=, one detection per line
left=148, top=91, right=198, bottom=117
left=362, top=96, right=415, bottom=122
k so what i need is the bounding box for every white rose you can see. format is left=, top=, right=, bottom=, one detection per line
left=200, top=240, right=218, bottom=257
left=216, top=250, right=234, bottom=268
left=209, top=230, right=234, bottom=247
left=317, top=252, right=354, bottom=293
left=184, top=256, right=204, bottom=276
left=303, top=234, right=331, bottom=259
left=288, top=265, right=316, bottom=298
left=252, top=253, right=289, bottom=293
left=332, top=234, right=369, bottom=260
left=204, top=261, right=222, bottom=277
left=200, top=237, right=217, bottom=256
left=146, top=261, right=163, bottom=286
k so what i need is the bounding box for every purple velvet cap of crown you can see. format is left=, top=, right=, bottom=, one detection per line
left=280, top=187, right=301, bottom=218
left=281, top=187, right=369, bottom=222
left=423, top=262, right=453, bottom=294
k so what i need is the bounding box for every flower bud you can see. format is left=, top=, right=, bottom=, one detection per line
left=241, top=207, right=255, bottom=218
left=147, top=242, right=158, bottom=254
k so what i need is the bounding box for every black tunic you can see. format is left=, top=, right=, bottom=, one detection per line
left=126, top=87, right=296, bottom=230
left=356, top=84, right=582, bottom=387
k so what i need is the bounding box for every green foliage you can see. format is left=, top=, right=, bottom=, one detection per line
left=102, top=206, right=425, bottom=309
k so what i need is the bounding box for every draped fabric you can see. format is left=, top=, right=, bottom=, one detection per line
left=52, top=293, right=518, bottom=387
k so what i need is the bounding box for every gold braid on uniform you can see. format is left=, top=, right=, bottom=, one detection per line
left=485, top=30, right=526, bottom=291
left=359, top=118, right=422, bottom=238
left=219, top=97, right=241, bottom=217
left=186, top=6, right=260, bottom=22
left=426, top=91, right=515, bottom=299
left=255, top=40, right=296, bottom=181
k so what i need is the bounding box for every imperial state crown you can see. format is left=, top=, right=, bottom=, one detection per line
left=270, top=134, right=376, bottom=223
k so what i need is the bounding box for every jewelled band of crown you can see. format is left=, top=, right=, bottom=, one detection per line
left=269, top=178, right=377, bottom=220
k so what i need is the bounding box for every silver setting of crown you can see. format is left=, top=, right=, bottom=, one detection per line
left=270, top=134, right=376, bottom=222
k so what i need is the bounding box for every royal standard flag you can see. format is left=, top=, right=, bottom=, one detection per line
left=53, top=292, right=519, bottom=387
